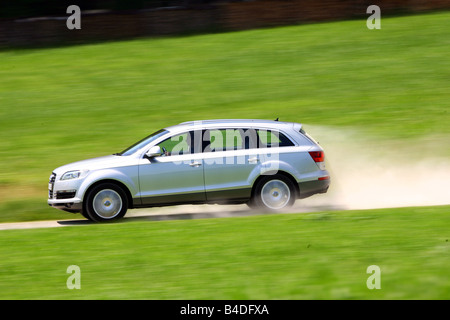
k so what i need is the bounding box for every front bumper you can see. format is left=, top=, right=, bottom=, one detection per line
left=48, top=198, right=83, bottom=213
left=48, top=172, right=83, bottom=213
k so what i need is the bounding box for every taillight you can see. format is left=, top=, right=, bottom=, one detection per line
left=308, top=151, right=325, bottom=162
left=309, top=151, right=326, bottom=171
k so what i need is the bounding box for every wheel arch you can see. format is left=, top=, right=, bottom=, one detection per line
left=250, top=171, right=300, bottom=199
left=83, top=179, right=134, bottom=210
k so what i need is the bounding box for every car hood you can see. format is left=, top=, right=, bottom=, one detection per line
left=53, top=155, right=130, bottom=176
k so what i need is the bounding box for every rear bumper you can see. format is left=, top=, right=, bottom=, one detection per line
left=298, top=178, right=330, bottom=199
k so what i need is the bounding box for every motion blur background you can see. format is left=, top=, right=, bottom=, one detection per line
left=0, top=0, right=449, bottom=299
left=1, top=0, right=449, bottom=47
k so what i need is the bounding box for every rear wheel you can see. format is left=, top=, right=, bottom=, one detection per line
left=84, top=183, right=128, bottom=222
left=251, top=175, right=296, bottom=211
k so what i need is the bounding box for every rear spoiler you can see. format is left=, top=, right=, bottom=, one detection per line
left=292, top=122, right=302, bottom=132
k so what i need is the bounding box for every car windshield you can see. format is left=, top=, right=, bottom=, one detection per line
left=116, top=129, right=168, bottom=156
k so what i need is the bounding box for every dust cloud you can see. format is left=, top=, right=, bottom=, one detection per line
left=298, top=125, right=450, bottom=211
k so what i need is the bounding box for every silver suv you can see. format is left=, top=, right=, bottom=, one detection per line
left=48, top=119, right=330, bottom=221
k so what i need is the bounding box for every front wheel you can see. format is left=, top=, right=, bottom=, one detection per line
left=84, top=183, right=128, bottom=222
left=251, top=175, right=296, bottom=211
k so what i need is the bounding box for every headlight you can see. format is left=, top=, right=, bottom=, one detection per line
left=61, top=170, right=81, bottom=180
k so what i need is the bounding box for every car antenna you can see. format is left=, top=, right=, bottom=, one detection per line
left=274, top=117, right=279, bottom=121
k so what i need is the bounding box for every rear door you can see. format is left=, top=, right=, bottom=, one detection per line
left=202, top=128, right=260, bottom=201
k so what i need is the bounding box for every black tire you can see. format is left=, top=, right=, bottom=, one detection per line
left=251, top=175, right=296, bottom=212
left=80, top=209, right=93, bottom=221
left=84, top=183, right=128, bottom=222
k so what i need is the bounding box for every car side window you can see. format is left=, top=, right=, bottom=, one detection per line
left=156, top=130, right=204, bottom=156
left=157, top=132, right=192, bottom=156
left=257, top=129, right=295, bottom=148
left=203, top=128, right=258, bottom=152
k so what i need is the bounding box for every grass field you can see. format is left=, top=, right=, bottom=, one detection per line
left=0, top=12, right=449, bottom=222
left=0, top=206, right=448, bottom=299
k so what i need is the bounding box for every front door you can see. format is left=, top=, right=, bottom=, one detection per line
left=138, top=130, right=206, bottom=205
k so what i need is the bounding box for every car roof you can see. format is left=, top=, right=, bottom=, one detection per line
left=164, top=119, right=301, bottom=133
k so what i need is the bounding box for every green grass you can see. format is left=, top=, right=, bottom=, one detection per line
left=0, top=12, right=449, bottom=223
left=0, top=198, right=69, bottom=222
left=0, top=206, right=448, bottom=299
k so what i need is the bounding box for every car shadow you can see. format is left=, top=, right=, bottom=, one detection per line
left=124, top=208, right=259, bottom=223
left=56, top=204, right=343, bottom=226
left=57, top=219, right=93, bottom=226
left=56, top=209, right=254, bottom=226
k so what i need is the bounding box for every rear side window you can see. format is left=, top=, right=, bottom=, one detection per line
left=257, top=129, right=294, bottom=148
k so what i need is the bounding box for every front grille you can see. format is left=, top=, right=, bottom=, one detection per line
left=48, top=172, right=56, bottom=199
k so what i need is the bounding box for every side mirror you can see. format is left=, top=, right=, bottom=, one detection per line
left=145, top=146, right=162, bottom=158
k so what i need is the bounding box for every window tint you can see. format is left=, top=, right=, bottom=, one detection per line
left=157, top=132, right=192, bottom=156
left=257, top=129, right=295, bottom=148
left=156, top=130, right=204, bottom=156
left=203, top=129, right=258, bottom=152
left=202, top=128, right=294, bottom=152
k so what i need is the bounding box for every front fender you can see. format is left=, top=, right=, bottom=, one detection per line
left=78, top=167, right=139, bottom=201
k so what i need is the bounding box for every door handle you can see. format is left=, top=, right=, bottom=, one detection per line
left=248, top=157, right=259, bottom=163
left=189, top=161, right=202, bottom=167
